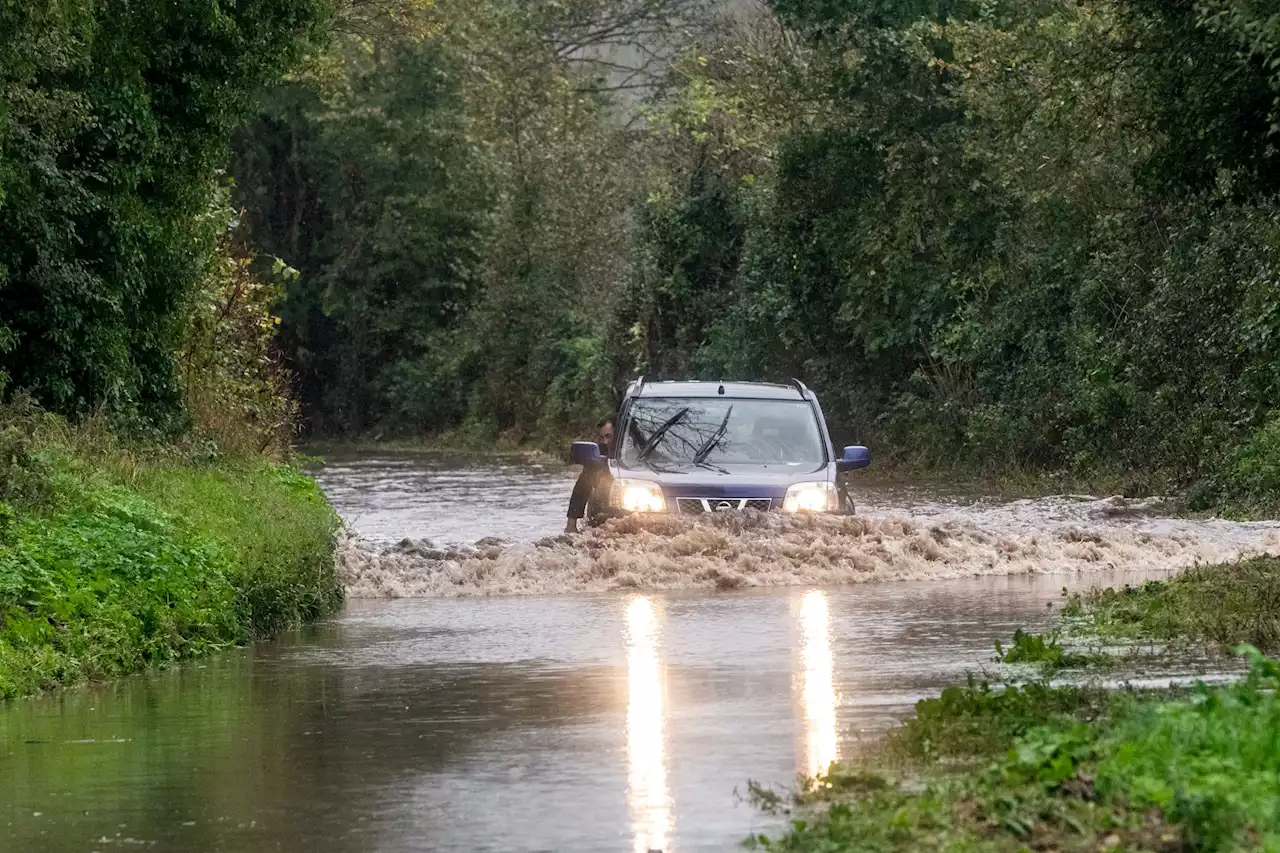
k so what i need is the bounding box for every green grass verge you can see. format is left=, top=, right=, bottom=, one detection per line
left=0, top=407, right=341, bottom=699
left=130, top=464, right=343, bottom=639
left=750, top=648, right=1280, bottom=853
left=1061, top=556, right=1280, bottom=653
left=752, top=558, right=1280, bottom=851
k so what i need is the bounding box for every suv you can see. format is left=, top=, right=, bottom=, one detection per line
left=570, top=378, right=869, bottom=516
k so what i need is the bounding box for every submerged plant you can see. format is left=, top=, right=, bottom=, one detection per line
left=993, top=629, right=1103, bottom=671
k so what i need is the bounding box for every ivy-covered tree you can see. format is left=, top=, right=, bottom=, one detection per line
left=0, top=0, right=331, bottom=425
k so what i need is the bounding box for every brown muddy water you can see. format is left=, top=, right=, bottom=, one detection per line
left=4, top=451, right=1280, bottom=853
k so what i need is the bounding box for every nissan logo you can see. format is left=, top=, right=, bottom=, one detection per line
left=714, top=501, right=734, bottom=512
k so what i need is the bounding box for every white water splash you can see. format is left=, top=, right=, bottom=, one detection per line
left=335, top=505, right=1280, bottom=599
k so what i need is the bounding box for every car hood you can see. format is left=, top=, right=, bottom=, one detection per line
left=610, top=462, right=831, bottom=498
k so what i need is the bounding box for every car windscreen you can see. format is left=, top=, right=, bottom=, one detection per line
left=619, top=398, right=826, bottom=469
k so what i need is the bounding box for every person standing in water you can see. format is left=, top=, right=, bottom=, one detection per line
left=565, top=415, right=615, bottom=534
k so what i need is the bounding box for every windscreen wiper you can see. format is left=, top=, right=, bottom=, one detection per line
left=692, top=405, right=733, bottom=465
left=637, top=407, right=690, bottom=461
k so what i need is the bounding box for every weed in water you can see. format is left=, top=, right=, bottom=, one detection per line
left=993, top=628, right=1106, bottom=671
left=888, top=674, right=1116, bottom=764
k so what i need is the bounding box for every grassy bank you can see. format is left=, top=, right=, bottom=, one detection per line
left=753, top=651, right=1280, bottom=852
left=0, top=405, right=342, bottom=700
left=1060, top=556, right=1280, bottom=654
left=753, top=557, right=1280, bottom=852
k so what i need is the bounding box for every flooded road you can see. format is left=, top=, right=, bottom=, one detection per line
left=4, top=452, right=1279, bottom=852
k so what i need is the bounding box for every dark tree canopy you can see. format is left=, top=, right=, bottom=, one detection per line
left=7, top=0, right=1280, bottom=510
left=0, top=0, right=331, bottom=422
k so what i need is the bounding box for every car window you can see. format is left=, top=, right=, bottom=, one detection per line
left=619, top=398, right=825, bottom=467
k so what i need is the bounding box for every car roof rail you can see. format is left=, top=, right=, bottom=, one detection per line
left=789, top=377, right=810, bottom=398
left=627, top=375, right=646, bottom=397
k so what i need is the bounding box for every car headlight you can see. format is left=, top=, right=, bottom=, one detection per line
left=782, top=481, right=838, bottom=513
left=611, top=479, right=667, bottom=513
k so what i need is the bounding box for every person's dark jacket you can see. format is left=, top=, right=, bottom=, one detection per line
left=567, top=456, right=611, bottom=522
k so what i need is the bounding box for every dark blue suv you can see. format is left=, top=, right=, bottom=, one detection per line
left=570, top=378, right=870, bottom=515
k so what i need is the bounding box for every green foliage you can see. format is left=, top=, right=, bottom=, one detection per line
left=1192, top=412, right=1280, bottom=515
left=892, top=675, right=1114, bottom=762
left=231, top=0, right=646, bottom=439
left=1062, top=556, right=1280, bottom=652
left=751, top=650, right=1280, bottom=852
left=1094, top=646, right=1280, bottom=852
left=178, top=187, right=301, bottom=458
left=992, top=629, right=1101, bottom=671
left=232, top=30, right=490, bottom=435
left=0, top=0, right=331, bottom=425
left=1119, top=0, right=1280, bottom=195
left=131, top=463, right=342, bottom=638
left=0, top=488, right=243, bottom=698
left=0, top=397, right=66, bottom=509
left=0, top=403, right=341, bottom=699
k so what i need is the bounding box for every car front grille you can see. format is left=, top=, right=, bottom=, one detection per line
left=676, top=498, right=774, bottom=514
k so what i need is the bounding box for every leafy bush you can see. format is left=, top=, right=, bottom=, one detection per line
left=178, top=190, right=300, bottom=460
left=1191, top=413, right=1280, bottom=515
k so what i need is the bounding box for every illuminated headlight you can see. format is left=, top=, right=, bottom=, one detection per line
left=611, top=479, right=667, bottom=513
left=782, top=481, right=838, bottom=513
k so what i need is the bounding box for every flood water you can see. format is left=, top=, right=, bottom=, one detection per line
left=4, top=452, right=1278, bottom=853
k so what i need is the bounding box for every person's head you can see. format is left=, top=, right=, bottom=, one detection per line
left=597, top=415, right=615, bottom=456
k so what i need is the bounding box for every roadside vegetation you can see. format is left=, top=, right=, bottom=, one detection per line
left=215, top=0, right=1280, bottom=517
left=0, top=0, right=344, bottom=699
left=752, top=651, right=1280, bottom=852
left=0, top=404, right=340, bottom=698
left=0, top=255, right=344, bottom=699
left=752, top=555, right=1280, bottom=851
left=1062, top=556, right=1280, bottom=654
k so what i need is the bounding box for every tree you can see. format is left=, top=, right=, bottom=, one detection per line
left=0, top=0, right=331, bottom=424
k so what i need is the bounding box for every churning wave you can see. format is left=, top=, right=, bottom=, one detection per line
left=335, top=506, right=1280, bottom=598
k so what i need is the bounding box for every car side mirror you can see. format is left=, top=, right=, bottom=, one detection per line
left=837, top=445, right=870, bottom=472
left=570, top=441, right=601, bottom=465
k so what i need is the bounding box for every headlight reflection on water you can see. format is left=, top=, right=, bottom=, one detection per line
left=625, top=596, right=672, bottom=853
left=798, top=590, right=839, bottom=779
